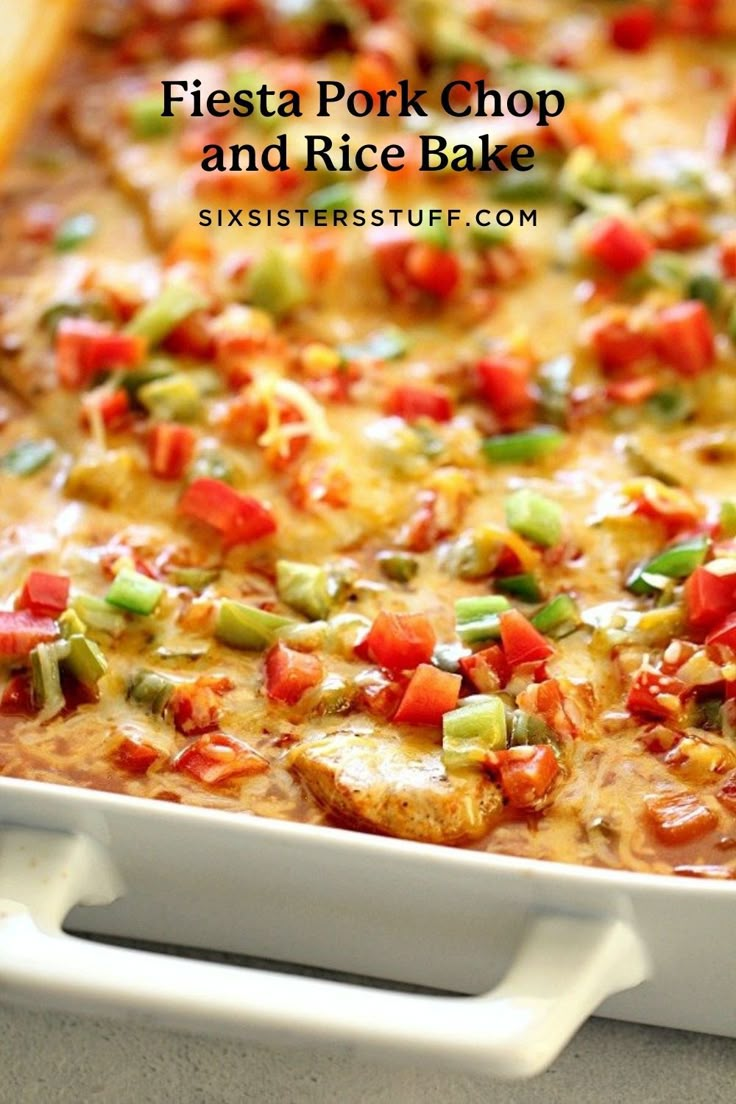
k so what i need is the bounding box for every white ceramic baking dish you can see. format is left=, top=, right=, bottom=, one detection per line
left=0, top=774, right=733, bottom=1078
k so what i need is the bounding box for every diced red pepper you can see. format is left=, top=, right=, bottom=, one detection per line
left=16, top=571, right=70, bottom=618
left=405, top=244, right=461, bottom=300
left=56, top=319, right=144, bottom=389
left=264, top=642, right=323, bottom=705
left=385, top=384, right=454, bottom=423
left=713, top=94, right=736, bottom=158
left=393, top=664, right=461, bottom=726
left=113, top=736, right=161, bottom=775
left=609, top=5, right=658, bottom=50
left=627, top=666, right=688, bottom=720
left=653, top=300, right=716, bottom=377
left=584, top=217, right=653, bottom=276
left=490, top=745, right=559, bottom=809
left=499, top=609, right=554, bottom=669
left=475, top=353, right=535, bottom=424
left=173, top=732, right=268, bottom=785
left=628, top=480, right=703, bottom=534
left=363, top=611, right=436, bottom=672
left=719, top=232, right=736, bottom=279
left=685, top=565, right=736, bottom=631
left=716, top=770, right=736, bottom=814
left=606, top=376, right=659, bottom=405
left=460, top=644, right=510, bottom=693
left=178, top=478, right=277, bottom=547
left=705, top=611, right=736, bottom=651
left=163, top=311, right=216, bottom=360
left=0, top=611, right=58, bottom=657
left=590, top=316, right=654, bottom=376
left=81, top=388, right=131, bottom=431
left=148, top=423, right=196, bottom=480
left=0, top=673, right=35, bottom=716
left=645, top=791, right=718, bottom=845
left=169, top=676, right=232, bottom=735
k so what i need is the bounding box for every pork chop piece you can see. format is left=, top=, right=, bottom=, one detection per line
left=288, top=732, right=502, bottom=846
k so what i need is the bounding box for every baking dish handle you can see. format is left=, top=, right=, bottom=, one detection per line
left=0, top=828, right=648, bottom=1078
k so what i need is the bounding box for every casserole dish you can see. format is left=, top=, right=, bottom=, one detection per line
left=1, top=773, right=734, bottom=1079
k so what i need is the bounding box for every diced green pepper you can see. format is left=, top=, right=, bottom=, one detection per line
left=442, top=694, right=507, bottom=771
left=126, top=284, right=208, bottom=346
left=30, top=640, right=69, bottom=719
left=138, top=373, right=202, bottom=421
left=510, top=709, right=559, bottom=751
left=276, top=560, right=332, bottom=621
left=482, top=426, right=566, bottom=464
left=687, top=272, right=721, bottom=311
left=127, top=669, right=174, bottom=715
left=63, top=635, right=108, bottom=687
left=627, top=535, right=708, bottom=595
left=506, top=488, right=563, bottom=548
left=167, top=566, right=220, bottom=591
left=71, top=594, right=126, bottom=635
left=0, top=439, right=55, bottom=476
left=376, top=550, right=419, bottom=584
left=216, top=599, right=295, bottom=650
left=54, top=213, right=97, bottom=253
left=720, top=501, right=736, bottom=538
left=105, top=569, right=164, bottom=615
left=247, top=248, right=307, bottom=319
left=494, top=573, right=543, bottom=603
left=496, top=162, right=555, bottom=201
left=455, top=595, right=510, bottom=644
left=531, top=594, right=581, bottom=638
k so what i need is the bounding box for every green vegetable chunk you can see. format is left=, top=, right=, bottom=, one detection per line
left=532, top=594, right=581, bottom=638
left=455, top=595, right=510, bottom=644
left=0, top=439, right=55, bottom=476
left=54, top=213, right=97, bottom=253
left=138, top=373, right=202, bottom=421
left=216, top=599, right=295, bottom=650
left=276, top=560, right=332, bottom=621
left=442, top=695, right=507, bottom=771
left=127, top=669, right=174, bottom=715
left=105, top=569, right=164, bottom=615
left=505, top=488, right=563, bottom=548
left=247, top=248, right=307, bottom=318
left=627, top=535, right=708, bottom=595
left=126, top=284, right=208, bottom=346
left=63, top=635, right=108, bottom=687
left=482, top=426, right=566, bottom=464
left=494, top=573, right=543, bottom=602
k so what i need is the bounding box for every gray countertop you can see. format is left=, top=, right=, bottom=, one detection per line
left=2, top=1005, right=734, bottom=1104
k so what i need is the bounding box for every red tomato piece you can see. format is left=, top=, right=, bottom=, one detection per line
left=0, top=673, right=35, bottom=716
left=169, top=680, right=224, bottom=735
left=590, top=316, right=654, bottom=376
left=645, top=792, right=718, bottom=845
left=719, top=232, right=736, bottom=279
left=405, top=243, right=461, bottom=300
left=0, top=611, right=58, bottom=657
left=685, top=565, right=736, bottom=631
left=178, top=478, right=277, bottom=547
left=653, top=300, right=716, bottom=377
left=716, top=770, right=736, bottom=814
left=393, top=664, right=461, bottom=726
left=629, top=480, right=703, bottom=533
left=584, top=217, right=653, bottom=276
left=627, top=666, right=688, bottom=720
left=81, top=388, right=131, bottom=431
left=475, top=353, right=534, bottom=424
left=264, top=642, right=323, bottom=705
left=16, top=571, right=70, bottom=618
left=713, top=94, right=736, bottom=158
left=606, top=376, right=659, bottom=405
left=491, top=745, right=559, bottom=809
left=56, top=319, right=144, bottom=389
left=705, top=612, right=736, bottom=650
left=363, top=611, right=436, bottom=672
left=499, top=609, right=554, bottom=669
left=609, top=4, right=658, bottom=50
left=385, top=384, right=454, bottom=423
left=459, top=644, right=510, bottom=693
left=173, top=732, right=268, bottom=785
left=148, top=423, right=196, bottom=480
left=113, top=736, right=161, bottom=775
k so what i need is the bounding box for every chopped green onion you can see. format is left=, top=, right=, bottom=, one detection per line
left=71, top=594, right=126, bottom=635
left=0, top=439, right=55, bottom=476
left=482, top=426, right=566, bottom=464
left=455, top=595, right=510, bottom=644
left=627, top=535, right=708, bottom=595
left=532, top=594, right=581, bottom=638
left=442, top=694, right=507, bottom=771
left=687, top=272, right=721, bottom=311
left=105, top=569, right=164, bottom=616
left=63, top=635, right=108, bottom=687
left=494, top=573, right=543, bottom=603
left=720, top=501, right=736, bottom=538
left=129, top=94, right=174, bottom=139
left=339, top=327, right=408, bottom=362
left=215, top=599, right=295, bottom=650
left=54, top=213, right=97, bottom=253
left=126, top=284, right=208, bottom=346
left=276, top=560, right=332, bottom=621
left=510, top=709, right=559, bottom=751
left=138, top=373, right=202, bottom=421
left=506, top=488, right=563, bottom=548
left=31, top=640, right=69, bottom=719
left=247, top=248, right=307, bottom=319
left=376, top=550, right=419, bottom=584
left=307, top=184, right=355, bottom=211
left=127, top=669, right=174, bottom=715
